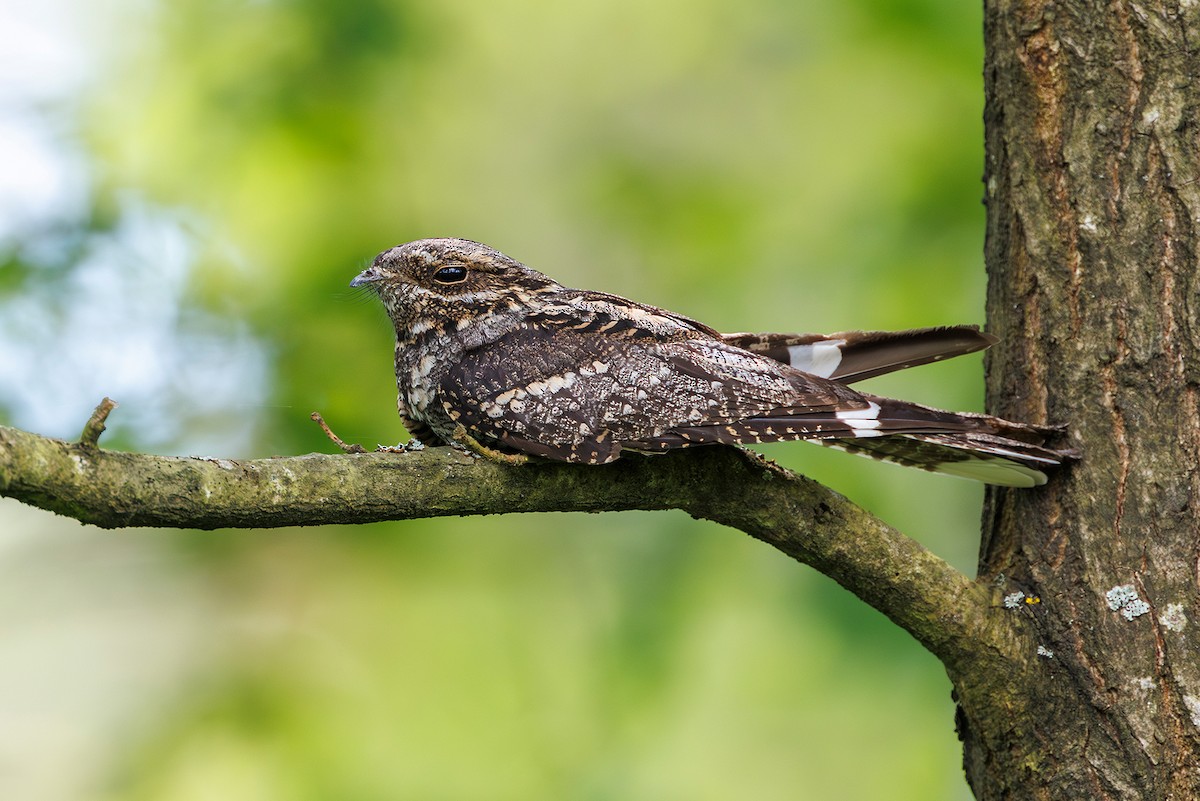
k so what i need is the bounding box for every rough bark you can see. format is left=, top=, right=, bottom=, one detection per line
left=972, top=1, right=1200, bottom=798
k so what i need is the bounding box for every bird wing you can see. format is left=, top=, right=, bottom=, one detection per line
left=721, top=325, right=997, bottom=383
left=437, top=315, right=867, bottom=464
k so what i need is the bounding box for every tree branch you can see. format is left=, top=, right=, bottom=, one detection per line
left=0, top=406, right=1023, bottom=677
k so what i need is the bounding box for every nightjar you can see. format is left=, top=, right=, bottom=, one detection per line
left=351, top=238, right=1074, bottom=487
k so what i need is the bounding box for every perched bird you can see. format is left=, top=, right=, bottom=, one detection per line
left=351, top=238, right=1075, bottom=487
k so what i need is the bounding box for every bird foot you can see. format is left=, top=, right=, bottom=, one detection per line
left=452, top=424, right=530, bottom=465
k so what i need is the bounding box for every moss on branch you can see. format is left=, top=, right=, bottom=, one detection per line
left=0, top=411, right=1023, bottom=677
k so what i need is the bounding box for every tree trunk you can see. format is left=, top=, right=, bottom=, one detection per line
left=969, top=1, right=1200, bottom=797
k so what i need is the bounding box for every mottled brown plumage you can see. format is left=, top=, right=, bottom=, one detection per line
left=351, top=238, right=1075, bottom=486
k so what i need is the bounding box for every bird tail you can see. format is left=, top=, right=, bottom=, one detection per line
left=713, top=326, right=1078, bottom=485
left=633, top=396, right=1077, bottom=487
left=813, top=399, right=1076, bottom=487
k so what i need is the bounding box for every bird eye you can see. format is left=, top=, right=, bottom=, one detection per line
left=433, top=265, right=468, bottom=285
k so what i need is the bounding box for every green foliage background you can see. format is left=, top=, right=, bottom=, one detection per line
left=1, top=1, right=986, bottom=798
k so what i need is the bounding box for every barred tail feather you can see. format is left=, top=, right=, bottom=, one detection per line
left=807, top=397, right=1076, bottom=486
left=820, top=432, right=1068, bottom=487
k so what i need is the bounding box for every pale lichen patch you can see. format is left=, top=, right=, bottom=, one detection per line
left=1122, top=600, right=1150, bottom=621
left=1159, top=603, right=1187, bottom=632
left=1106, top=584, right=1150, bottom=621
left=1003, top=591, right=1026, bottom=609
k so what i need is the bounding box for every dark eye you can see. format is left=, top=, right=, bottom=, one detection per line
left=433, top=264, right=468, bottom=284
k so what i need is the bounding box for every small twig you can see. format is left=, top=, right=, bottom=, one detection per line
left=310, top=412, right=367, bottom=454
left=79, top=398, right=118, bottom=448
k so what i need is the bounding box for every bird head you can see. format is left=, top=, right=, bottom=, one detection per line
left=351, top=238, right=558, bottom=338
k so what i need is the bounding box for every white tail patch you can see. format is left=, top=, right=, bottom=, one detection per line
left=786, top=340, right=845, bottom=378
left=836, top=402, right=883, bottom=436
left=932, top=458, right=1047, bottom=487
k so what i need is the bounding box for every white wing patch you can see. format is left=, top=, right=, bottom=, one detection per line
left=786, top=340, right=845, bottom=378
